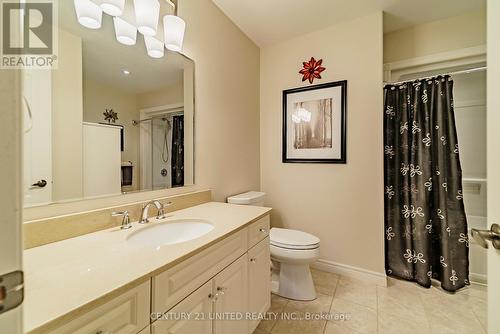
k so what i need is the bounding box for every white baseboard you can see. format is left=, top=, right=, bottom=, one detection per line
left=312, top=259, right=387, bottom=287
left=470, top=272, right=488, bottom=286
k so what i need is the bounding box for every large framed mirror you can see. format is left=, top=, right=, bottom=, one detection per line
left=22, top=1, right=194, bottom=208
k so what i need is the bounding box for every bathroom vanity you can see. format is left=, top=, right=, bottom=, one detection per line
left=23, top=202, right=271, bottom=334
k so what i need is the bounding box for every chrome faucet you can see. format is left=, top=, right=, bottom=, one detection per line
left=140, top=200, right=172, bottom=224
left=112, top=211, right=132, bottom=229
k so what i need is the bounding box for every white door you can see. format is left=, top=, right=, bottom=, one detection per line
left=248, top=238, right=271, bottom=334
left=152, top=281, right=213, bottom=334
left=487, top=0, right=500, bottom=332
left=0, top=70, right=23, bottom=332
left=213, top=255, right=249, bottom=334
left=22, top=69, right=52, bottom=206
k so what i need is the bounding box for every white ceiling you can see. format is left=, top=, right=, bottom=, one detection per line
left=212, top=0, right=486, bottom=47
left=59, top=1, right=192, bottom=94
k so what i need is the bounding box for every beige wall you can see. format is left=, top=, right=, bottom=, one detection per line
left=83, top=79, right=140, bottom=191
left=52, top=29, right=84, bottom=202
left=260, top=12, right=384, bottom=273
left=384, top=10, right=486, bottom=63
left=136, top=82, right=184, bottom=110
left=180, top=0, right=261, bottom=202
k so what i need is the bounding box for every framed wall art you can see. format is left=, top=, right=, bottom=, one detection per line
left=282, top=80, right=347, bottom=163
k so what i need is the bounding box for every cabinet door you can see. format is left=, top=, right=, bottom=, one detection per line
left=247, top=237, right=271, bottom=333
left=213, top=255, right=249, bottom=334
left=48, top=281, right=150, bottom=334
left=152, top=281, right=213, bottom=334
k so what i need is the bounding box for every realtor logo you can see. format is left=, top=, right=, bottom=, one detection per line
left=1, top=0, right=58, bottom=68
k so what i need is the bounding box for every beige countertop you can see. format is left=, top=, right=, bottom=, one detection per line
left=23, top=202, right=272, bottom=333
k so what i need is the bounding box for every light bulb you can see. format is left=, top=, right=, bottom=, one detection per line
left=144, top=36, right=164, bottom=58
left=133, top=0, right=160, bottom=36
left=163, top=15, right=186, bottom=52
left=74, top=0, right=103, bottom=29
left=100, top=0, right=125, bottom=16
left=113, top=17, right=137, bottom=45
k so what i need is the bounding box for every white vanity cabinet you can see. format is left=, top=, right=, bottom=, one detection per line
left=152, top=216, right=270, bottom=334
left=152, top=255, right=249, bottom=334
left=44, top=215, right=271, bottom=334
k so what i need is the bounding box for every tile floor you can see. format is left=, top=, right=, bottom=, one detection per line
left=253, top=268, right=487, bottom=334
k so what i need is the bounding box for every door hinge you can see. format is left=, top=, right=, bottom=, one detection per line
left=0, top=270, right=24, bottom=314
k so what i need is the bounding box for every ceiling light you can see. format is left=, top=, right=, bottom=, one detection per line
left=133, top=0, right=160, bottom=36
left=163, top=15, right=185, bottom=52
left=74, top=0, right=103, bottom=29
left=144, top=36, right=164, bottom=58
left=100, top=0, right=125, bottom=16
left=113, top=17, right=137, bottom=45
left=122, top=69, right=131, bottom=75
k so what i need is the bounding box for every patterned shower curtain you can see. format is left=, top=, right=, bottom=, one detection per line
left=384, top=75, right=469, bottom=292
left=171, top=115, right=184, bottom=187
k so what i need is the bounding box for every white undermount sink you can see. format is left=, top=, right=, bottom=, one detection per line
left=126, top=219, right=214, bottom=247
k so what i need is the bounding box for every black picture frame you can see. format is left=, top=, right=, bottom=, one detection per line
left=282, top=80, right=347, bottom=163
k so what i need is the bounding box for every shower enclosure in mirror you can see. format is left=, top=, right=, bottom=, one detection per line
left=22, top=1, right=194, bottom=207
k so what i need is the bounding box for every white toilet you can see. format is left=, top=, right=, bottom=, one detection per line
left=270, top=228, right=320, bottom=301
left=227, top=191, right=320, bottom=301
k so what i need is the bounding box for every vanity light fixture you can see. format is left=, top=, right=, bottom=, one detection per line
left=144, top=36, right=165, bottom=58
left=122, top=69, right=131, bottom=75
left=113, top=17, right=137, bottom=45
left=163, top=14, right=185, bottom=52
left=100, top=0, right=125, bottom=16
left=133, top=0, right=161, bottom=36
left=74, top=0, right=103, bottom=29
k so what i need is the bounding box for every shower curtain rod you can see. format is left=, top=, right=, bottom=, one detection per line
left=132, top=112, right=184, bottom=126
left=384, top=66, right=487, bottom=86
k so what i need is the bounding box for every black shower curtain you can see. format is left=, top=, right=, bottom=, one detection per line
left=171, top=115, right=184, bottom=187
left=384, top=76, right=469, bottom=292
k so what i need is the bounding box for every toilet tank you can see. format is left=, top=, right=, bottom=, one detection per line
left=227, top=191, right=266, bottom=206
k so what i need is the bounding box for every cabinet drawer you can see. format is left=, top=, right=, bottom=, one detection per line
left=153, top=229, right=248, bottom=314
left=247, top=215, right=270, bottom=248
left=49, top=281, right=150, bottom=334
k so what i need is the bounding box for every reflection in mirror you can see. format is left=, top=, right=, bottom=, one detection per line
left=22, top=1, right=194, bottom=208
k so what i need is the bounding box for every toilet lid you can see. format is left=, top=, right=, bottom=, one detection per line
left=270, top=228, right=320, bottom=250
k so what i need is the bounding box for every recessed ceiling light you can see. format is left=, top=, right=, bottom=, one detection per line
left=122, top=70, right=131, bottom=75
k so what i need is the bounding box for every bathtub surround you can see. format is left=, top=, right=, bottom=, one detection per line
left=260, top=12, right=385, bottom=279
left=384, top=76, right=469, bottom=292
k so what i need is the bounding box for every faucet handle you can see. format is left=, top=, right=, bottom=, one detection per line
left=111, top=211, right=132, bottom=230
left=155, top=201, right=172, bottom=220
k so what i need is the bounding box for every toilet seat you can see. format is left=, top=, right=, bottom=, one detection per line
left=270, top=228, right=320, bottom=250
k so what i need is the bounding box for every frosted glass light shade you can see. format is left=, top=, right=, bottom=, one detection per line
left=113, top=17, right=137, bottom=45
left=163, top=15, right=185, bottom=52
left=100, top=0, right=125, bottom=16
left=74, top=0, right=102, bottom=29
left=133, top=0, right=160, bottom=36
left=144, top=36, right=164, bottom=58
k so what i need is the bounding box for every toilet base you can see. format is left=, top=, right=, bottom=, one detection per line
left=271, top=262, right=316, bottom=301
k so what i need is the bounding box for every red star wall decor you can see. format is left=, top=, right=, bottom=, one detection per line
left=299, top=57, right=326, bottom=84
